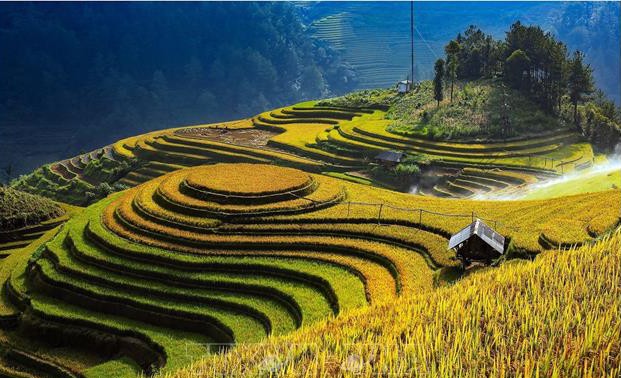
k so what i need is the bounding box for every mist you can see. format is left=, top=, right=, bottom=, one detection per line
left=473, top=147, right=621, bottom=201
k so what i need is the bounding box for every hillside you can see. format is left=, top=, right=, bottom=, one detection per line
left=12, top=79, right=607, bottom=205
left=0, top=162, right=618, bottom=376
left=2, top=4, right=620, bottom=378
left=0, top=2, right=356, bottom=176
left=173, top=228, right=621, bottom=377
left=322, top=79, right=566, bottom=140
left=0, top=187, right=71, bottom=264
left=0, top=187, right=71, bottom=260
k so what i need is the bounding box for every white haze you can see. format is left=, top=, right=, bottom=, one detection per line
left=472, top=144, right=621, bottom=201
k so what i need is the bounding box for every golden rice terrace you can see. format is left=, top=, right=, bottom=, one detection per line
left=2, top=83, right=620, bottom=377
left=1, top=160, right=618, bottom=376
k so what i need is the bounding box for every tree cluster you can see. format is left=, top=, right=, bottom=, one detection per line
left=436, top=22, right=620, bottom=151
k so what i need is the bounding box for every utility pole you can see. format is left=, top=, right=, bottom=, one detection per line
left=410, top=1, right=415, bottom=83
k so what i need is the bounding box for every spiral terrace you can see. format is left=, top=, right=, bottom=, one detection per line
left=3, top=162, right=618, bottom=375
left=8, top=163, right=441, bottom=374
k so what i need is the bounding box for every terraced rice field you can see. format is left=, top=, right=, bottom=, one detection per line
left=0, top=187, right=73, bottom=258
left=112, top=119, right=325, bottom=188
left=1, top=163, right=617, bottom=376
left=250, top=102, right=593, bottom=198
left=175, top=228, right=621, bottom=378
left=11, top=145, right=130, bottom=205
left=309, top=4, right=438, bottom=88
left=15, top=94, right=595, bottom=204
left=0, top=213, right=69, bottom=258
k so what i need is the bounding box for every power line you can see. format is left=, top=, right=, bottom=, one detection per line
left=414, top=24, right=440, bottom=60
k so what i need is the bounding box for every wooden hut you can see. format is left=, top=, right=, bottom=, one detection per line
left=448, top=219, right=505, bottom=265
left=374, top=150, right=405, bottom=168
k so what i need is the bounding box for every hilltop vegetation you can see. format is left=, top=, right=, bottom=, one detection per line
left=175, top=229, right=621, bottom=377
left=320, top=80, right=565, bottom=141
left=320, top=22, right=621, bottom=151
left=438, top=22, right=621, bottom=151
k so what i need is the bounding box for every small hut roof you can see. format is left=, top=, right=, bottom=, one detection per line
left=448, top=219, right=505, bottom=254
left=374, top=150, right=405, bottom=163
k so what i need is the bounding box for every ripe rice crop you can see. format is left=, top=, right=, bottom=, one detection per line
left=260, top=179, right=618, bottom=254
left=6, top=162, right=616, bottom=377
left=154, top=169, right=344, bottom=216
left=183, top=164, right=312, bottom=196
left=172, top=229, right=621, bottom=378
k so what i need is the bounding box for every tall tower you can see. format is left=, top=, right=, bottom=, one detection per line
left=410, top=1, right=414, bottom=83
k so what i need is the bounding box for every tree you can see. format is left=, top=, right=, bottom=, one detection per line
left=504, top=49, right=530, bottom=89
left=444, top=40, right=460, bottom=102
left=567, top=50, right=594, bottom=126
left=433, top=59, right=445, bottom=107
left=593, top=89, right=616, bottom=120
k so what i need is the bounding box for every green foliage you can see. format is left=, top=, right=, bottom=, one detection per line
left=568, top=50, right=595, bottom=122
left=442, top=21, right=617, bottom=149
left=505, top=49, right=530, bottom=88
left=580, top=103, right=621, bottom=152
left=11, top=154, right=137, bottom=206
left=0, top=186, right=64, bottom=231
left=394, top=163, right=420, bottom=176
left=370, top=153, right=424, bottom=188
left=445, top=40, right=460, bottom=102
left=454, top=25, right=501, bottom=79
left=385, top=81, right=435, bottom=121
left=433, top=59, right=445, bottom=106
left=387, top=80, right=562, bottom=140
left=317, top=88, right=397, bottom=110
left=83, top=158, right=136, bottom=183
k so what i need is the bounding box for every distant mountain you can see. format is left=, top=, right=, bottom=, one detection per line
left=0, top=2, right=358, bottom=175
left=300, top=1, right=620, bottom=104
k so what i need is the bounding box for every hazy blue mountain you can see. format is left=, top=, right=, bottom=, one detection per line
left=0, top=2, right=357, bottom=175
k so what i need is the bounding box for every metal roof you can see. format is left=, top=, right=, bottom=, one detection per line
left=374, top=150, right=405, bottom=163
left=448, top=219, right=505, bottom=254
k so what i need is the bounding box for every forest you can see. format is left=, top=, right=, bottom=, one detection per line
left=0, top=2, right=357, bottom=174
